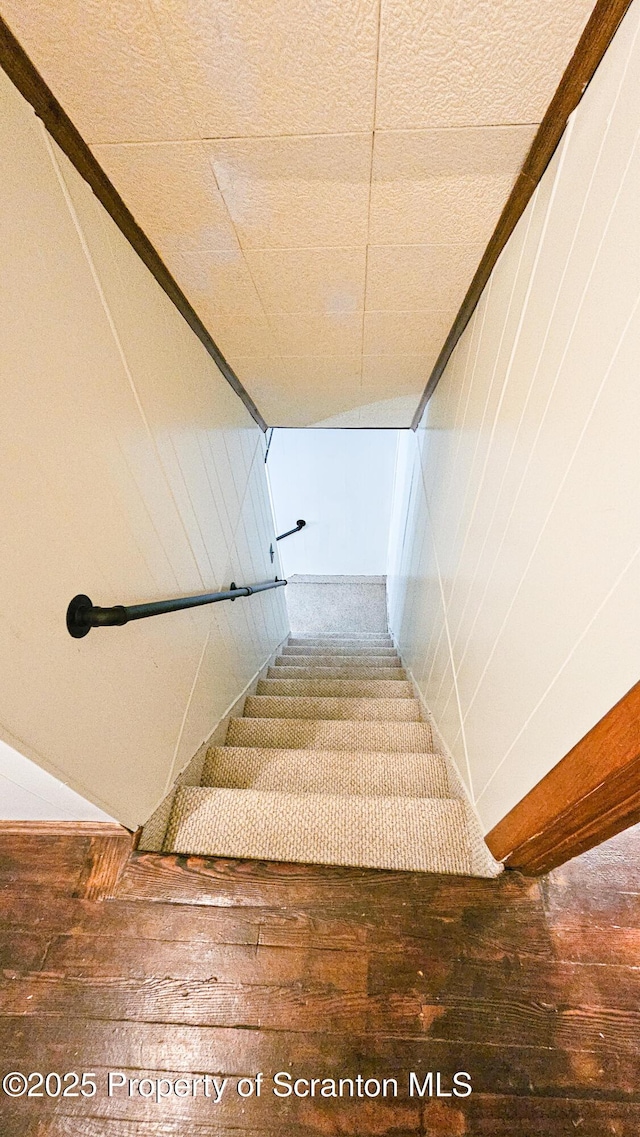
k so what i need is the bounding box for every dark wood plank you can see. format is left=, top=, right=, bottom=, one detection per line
left=0, top=971, right=376, bottom=1033
left=0, top=824, right=638, bottom=1134
left=412, top=1001, right=640, bottom=1056
left=2, top=1068, right=639, bottom=1134
left=0, top=1061, right=423, bottom=1131
left=258, top=903, right=555, bottom=960
left=368, top=953, right=640, bottom=1011
left=1, top=1019, right=638, bottom=1099
left=1, top=888, right=555, bottom=959
left=411, top=0, right=635, bottom=428
left=9, top=1100, right=640, bottom=1137
left=41, top=934, right=368, bottom=991
left=486, top=682, right=640, bottom=873
left=0, top=834, right=91, bottom=894
left=0, top=16, right=267, bottom=433
left=549, top=923, right=640, bottom=966
left=115, top=851, right=540, bottom=911
left=542, top=822, right=640, bottom=927
left=0, top=894, right=261, bottom=946
left=73, top=832, right=134, bottom=901
left=1, top=1120, right=328, bottom=1137
left=2, top=971, right=638, bottom=1054
left=421, top=1096, right=640, bottom=1136
left=0, top=931, right=50, bottom=973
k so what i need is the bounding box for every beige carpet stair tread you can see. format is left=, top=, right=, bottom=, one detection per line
left=244, top=695, right=421, bottom=721
left=163, top=787, right=501, bottom=877
left=283, top=650, right=397, bottom=659
left=147, top=622, right=503, bottom=879
left=268, top=665, right=408, bottom=680
left=275, top=654, right=402, bottom=669
left=201, top=748, right=453, bottom=797
left=226, top=717, right=434, bottom=751
left=256, top=678, right=413, bottom=698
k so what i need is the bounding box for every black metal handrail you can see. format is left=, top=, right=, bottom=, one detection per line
left=276, top=519, right=306, bottom=541
left=66, top=577, right=287, bottom=639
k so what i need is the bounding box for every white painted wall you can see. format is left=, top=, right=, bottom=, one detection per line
left=0, top=72, right=288, bottom=829
left=388, top=1, right=640, bottom=834
left=267, top=429, right=398, bottom=575
left=0, top=740, right=115, bottom=821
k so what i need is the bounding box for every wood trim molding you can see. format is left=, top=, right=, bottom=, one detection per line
left=411, top=0, right=634, bottom=430
left=0, top=15, right=268, bottom=433
left=486, top=681, right=640, bottom=874
left=0, top=820, right=129, bottom=836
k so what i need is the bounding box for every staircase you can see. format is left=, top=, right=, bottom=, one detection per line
left=163, top=634, right=502, bottom=878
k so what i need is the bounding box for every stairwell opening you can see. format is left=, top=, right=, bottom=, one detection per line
left=136, top=427, right=502, bottom=878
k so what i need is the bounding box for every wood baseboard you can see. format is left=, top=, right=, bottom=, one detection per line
left=0, top=820, right=134, bottom=898
left=486, top=681, right=640, bottom=874
left=0, top=820, right=129, bottom=836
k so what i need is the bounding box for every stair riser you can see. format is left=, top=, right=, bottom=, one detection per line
left=244, top=696, right=421, bottom=721
left=288, top=638, right=393, bottom=648
left=288, top=633, right=392, bottom=639
left=275, top=655, right=402, bottom=668
left=268, top=667, right=408, bottom=680
left=283, top=650, right=397, bottom=659
left=202, top=748, right=451, bottom=797
left=256, top=679, right=413, bottom=698
left=226, top=719, right=434, bottom=751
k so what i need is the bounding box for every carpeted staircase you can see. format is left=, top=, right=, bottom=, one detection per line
left=163, top=634, right=502, bottom=878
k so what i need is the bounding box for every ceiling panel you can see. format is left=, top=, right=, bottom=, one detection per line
left=191, top=313, right=281, bottom=361
left=370, top=125, right=538, bottom=245
left=242, top=358, right=364, bottom=427
left=376, top=0, right=595, bottom=130
left=1, top=0, right=197, bottom=143
left=221, top=355, right=292, bottom=421
left=270, top=312, right=363, bottom=356
left=206, top=133, right=372, bottom=249
left=282, top=355, right=363, bottom=389
left=173, top=251, right=266, bottom=319
left=4, top=0, right=598, bottom=425
left=363, top=310, right=454, bottom=356
left=148, top=0, right=380, bottom=136
left=366, top=244, right=485, bottom=312
left=94, top=141, right=240, bottom=251
left=245, top=247, right=367, bottom=314
left=362, top=355, right=436, bottom=398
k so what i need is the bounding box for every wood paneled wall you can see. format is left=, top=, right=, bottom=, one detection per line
left=388, top=0, right=640, bottom=835
left=0, top=72, right=288, bottom=829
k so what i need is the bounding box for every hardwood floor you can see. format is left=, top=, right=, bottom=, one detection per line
left=0, top=823, right=638, bottom=1135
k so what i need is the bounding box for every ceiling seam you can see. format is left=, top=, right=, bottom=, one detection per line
left=203, top=147, right=294, bottom=404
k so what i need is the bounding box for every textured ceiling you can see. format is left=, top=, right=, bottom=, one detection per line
left=2, top=0, right=596, bottom=426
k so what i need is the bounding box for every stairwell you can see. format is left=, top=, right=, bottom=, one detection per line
left=163, top=633, right=502, bottom=878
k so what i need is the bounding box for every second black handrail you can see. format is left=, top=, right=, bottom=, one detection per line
left=276, top=519, right=306, bottom=541
left=66, top=577, right=287, bottom=638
